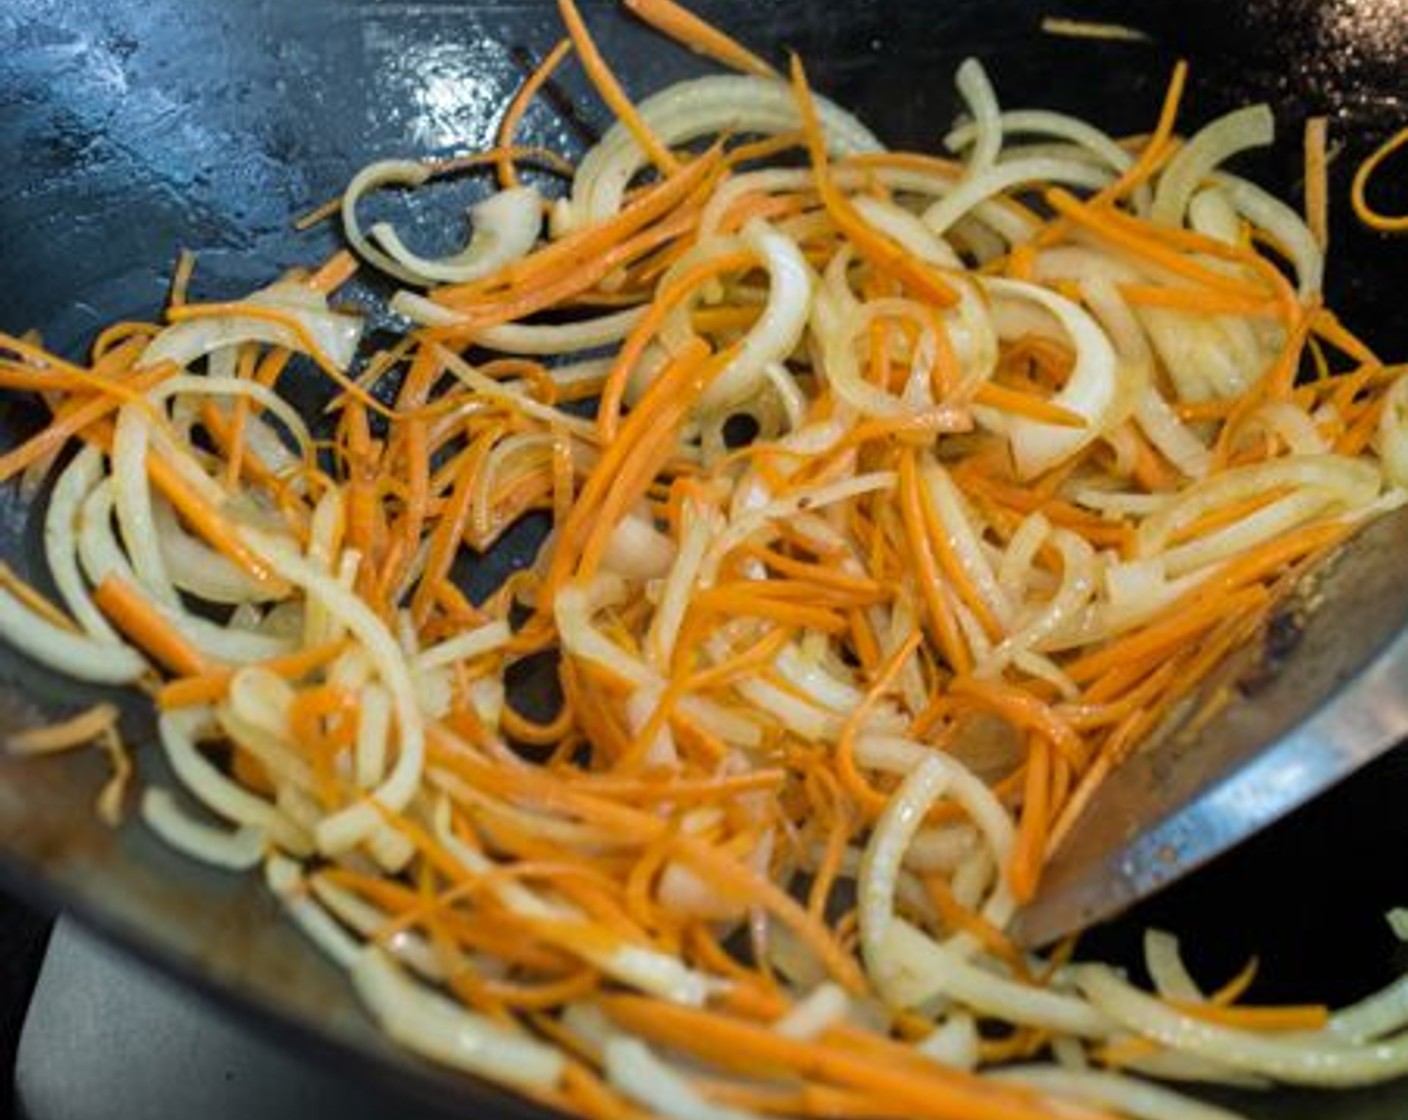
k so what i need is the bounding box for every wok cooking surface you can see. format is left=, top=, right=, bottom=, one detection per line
left=3, top=0, right=1408, bottom=1117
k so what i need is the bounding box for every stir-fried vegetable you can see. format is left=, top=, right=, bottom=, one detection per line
left=5, top=3, right=1408, bottom=1119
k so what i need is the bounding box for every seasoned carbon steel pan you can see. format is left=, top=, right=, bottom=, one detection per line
left=3, top=1, right=1408, bottom=1117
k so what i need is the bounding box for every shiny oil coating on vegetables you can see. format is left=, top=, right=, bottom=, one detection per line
left=5, top=2, right=1408, bottom=1119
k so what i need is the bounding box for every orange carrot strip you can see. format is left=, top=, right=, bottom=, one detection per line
left=1166, top=999, right=1330, bottom=1033
left=6, top=703, right=121, bottom=757
left=790, top=56, right=957, bottom=308
left=597, top=996, right=1076, bottom=1120
left=972, top=382, right=1087, bottom=428
left=558, top=0, right=680, bottom=175
left=1304, top=116, right=1329, bottom=249
left=497, top=38, right=574, bottom=189
left=308, top=250, right=359, bottom=293
left=0, top=348, right=168, bottom=485
left=92, top=575, right=213, bottom=677
left=157, top=639, right=349, bottom=710
left=898, top=450, right=971, bottom=673
left=1351, top=125, right=1408, bottom=233
left=623, top=0, right=778, bottom=78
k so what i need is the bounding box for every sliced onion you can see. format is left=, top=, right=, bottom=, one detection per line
left=1376, top=375, right=1408, bottom=489
left=351, top=948, right=565, bottom=1089
left=918, top=1012, right=981, bottom=1069
left=1216, top=173, right=1324, bottom=299
left=140, top=787, right=266, bottom=870
left=1151, top=105, right=1275, bottom=228
left=44, top=446, right=124, bottom=641
left=859, top=756, right=952, bottom=998
left=946, top=109, right=1135, bottom=179
left=567, top=76, right=883, bottom=229
left=923, top=157, right=1112, bottom=237
left=881, top=918, right=1114, bottom=1035
left=368, top=184, right=542, bottom=286
left=977, top=278, right=1118, bottom=478
left=995, top=1065, right=1249, bottom=1120
left=142, top=281, right=362, bottom=371
left=160, top=708, right=311, bottom=853
left=697, top=219, right=813, bottom=411
left=605, top=1037, right=760, bottom=1120
left=239, top=529, right=425, bottom=856
left=1076, top=964, right=1408, bottom=1086
left=921, top=460, right=1012, bottom=627
left=954, top=59, right=1003, bottom=176
left=1135, top=455, right=1381, bottom=559
left=0, top=583, right=147, bottom=684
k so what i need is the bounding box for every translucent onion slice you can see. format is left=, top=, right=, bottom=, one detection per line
left=351, top=948, right=566, bottom=1089
left=1144, top=929, right=1207, bottom=1002
left=1135, top=455, right=1381, bottom=558
left=918, top=1012, right=981, bottom=1069
left=368, top=184, right=542, bottom=286
left=698, top=218, right=813, bottom=412
left=160, top=708, right=311, bottom=853
left=1151, top=105, right=1275, bottom=228
left=567, top=75, right=883, bottom=229
left=44, top=446, right=125, bottom=641
left=1216, top=172, right=1324, bottom=299
left=995, top=1065, right=1249, bottom=1120
left=141, top=281, right=361, bottom=371
left=923, top=156, right=1112, bottom=237
left=1377, top=375, right=1408, bottom=490
left=946, top=109, right=1135, bottom=178
left=977, top=278, right=1118, bottom=478
left=1076, top=964, right=1408, bottom=1086
left=140, top=787, right=266, bottom=870
left=238, top=529, right=425, bottom=856
left=881, top=918, right=1114, bottom=1035
left=859, top=756, right=953, bottom=998
left=605, top=1037, right=761, bottom=1120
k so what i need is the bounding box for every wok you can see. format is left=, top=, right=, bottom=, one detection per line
left=2, top=0, right=1408, bottom=1116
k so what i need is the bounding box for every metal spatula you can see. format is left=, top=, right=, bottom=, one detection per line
left=1011, top=503, right=1408, bottom=948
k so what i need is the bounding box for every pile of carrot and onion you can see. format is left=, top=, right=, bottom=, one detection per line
left=7, top=2, right=1408, bottom=1118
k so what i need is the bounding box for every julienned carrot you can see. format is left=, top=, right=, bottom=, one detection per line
left=92, top=575, right=213, bottom=678
left=434, top=201, right=706, bottom=331
left=545, top=338, right=711, bottom=593
left=1097, top=59, right=1188, bottom=204
left=897, top=451, right=972, bottom=674
left=596, top=996, right=1087, bottom=1120
left=497, top=38, right=574, bottom=190
left=166, top=302, right=457, bottom=424
left=1304, top=116, right=1329, bottom=250
left=308, top=249, right=359, bottom=293
left=834, top=629, right=922, bottom=819
left=557, top=0, right=680, bottom=175
left=437, top=146, right=719, bottom=302
left=971, top=382, right=1087, bottom=428
left=1166, top=999, right=1331, bottom=1032
left=596, top=248, right=757, bottom=441
left=143, top=450, right=284, bottom=590
left=1351, top=124, right=1408, bottom=233
left=949, top=675, right=1087, bottom=768
left=790, top=56, right=958, bottom=309
left=1118, top=283, right=1281, bottom=317
left=0, top=347, right=168, bottom=485
left=1047, top=189, right=1271, bottom=304
left=623, top=0, right=778, bottom=78
left=1009, top=732, right=1051, bottom=903
left=3, top=16, right=1403, bottom=1117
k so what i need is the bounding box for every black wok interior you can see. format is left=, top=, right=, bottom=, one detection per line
left=3, top=0, right=1408, bottom=1116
